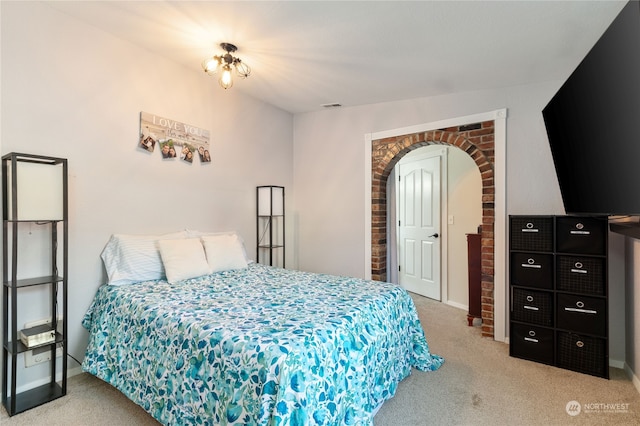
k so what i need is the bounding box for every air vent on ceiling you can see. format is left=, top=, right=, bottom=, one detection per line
left=321, top=103, right=342, bottom=108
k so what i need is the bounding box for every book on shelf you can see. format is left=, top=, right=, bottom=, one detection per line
left=20, top=324, right=56, bottom=348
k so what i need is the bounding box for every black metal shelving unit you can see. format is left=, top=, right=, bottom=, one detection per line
left=2, top=153, right=68, bottom=416
left=256, top=186, right=285, bottom=268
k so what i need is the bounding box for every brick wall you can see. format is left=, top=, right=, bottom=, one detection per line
left=371, top=121, right=496, bottom=338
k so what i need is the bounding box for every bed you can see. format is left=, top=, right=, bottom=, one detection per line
left=81, top=231, right=443, bottom=425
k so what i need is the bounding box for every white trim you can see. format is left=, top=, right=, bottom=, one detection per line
left=609, top=358, right=624, bottom=369
left=7, top=365, right=83, bottom=397
left=69, top=365, right=83, bottom=377
left=624, top=362, right=640, bottom=395
left=441, top=148, right=449, bottom=304
left=445, top=299, right=468, bottom=311
left=494, top=109, right=507, bottom=342
left=364, top=133, right=372, bottom=280
left=364, top=108, right=508, bottom=342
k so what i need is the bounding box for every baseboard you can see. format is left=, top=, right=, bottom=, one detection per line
left=444, top=300, right=468, bottom=311
left=69, top=365, right=83, bottom=377
left=609, top=358, right=625, bottom=369
left=1, top=365, right=84, bottom=399
left=624, top=362, right=640, bottom=395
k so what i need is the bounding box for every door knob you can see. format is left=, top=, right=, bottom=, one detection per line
left=429, top=233, right=439, bottom=238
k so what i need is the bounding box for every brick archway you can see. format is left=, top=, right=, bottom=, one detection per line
left=371, top=121, right=495, bottom=337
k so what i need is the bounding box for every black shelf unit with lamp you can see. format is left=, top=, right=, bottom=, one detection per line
left=1, top=153, right=68, bottom=416
left=256, top=186, right=285, bottom=268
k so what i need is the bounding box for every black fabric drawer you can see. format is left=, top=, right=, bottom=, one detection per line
left=556, top=217, right=606, bottom=255
left=511, top=288, right=553, bottom=326
left=557, top=293, right=606, bottom=336
left=557, top=332, right=607, bottom=378
left=511, top=252, right=553, bottom=289
left=510, top=216, right=554, bottom=252
left=510, top=323, right=554, bottom=365
left=557, top=255, right=606, bottom=296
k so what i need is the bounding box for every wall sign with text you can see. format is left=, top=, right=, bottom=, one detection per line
left=139, top=111, right=211, bottom=164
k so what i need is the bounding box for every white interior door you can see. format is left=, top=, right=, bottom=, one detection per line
left=397, top=155, right=441, bottom=300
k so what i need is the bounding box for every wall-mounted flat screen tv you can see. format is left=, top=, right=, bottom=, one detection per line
left=542, top=1, right=640, bottom=216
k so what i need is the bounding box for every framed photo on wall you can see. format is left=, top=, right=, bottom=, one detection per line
left=139, top=112, right=211, bottom=164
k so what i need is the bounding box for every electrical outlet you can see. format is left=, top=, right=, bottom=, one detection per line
left=24, top=344, right=63, bottom=367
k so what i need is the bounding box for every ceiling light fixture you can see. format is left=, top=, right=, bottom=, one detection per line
left=201, top=43, right=251, bottom=90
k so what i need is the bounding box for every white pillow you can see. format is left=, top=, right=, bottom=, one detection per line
left=186, top=229, right=252, bottom=263
left=101, top=231, right=188, bottom=285
left=202, top=234, right=249, bottom=273
left=157, top=238, right=211, bottom=284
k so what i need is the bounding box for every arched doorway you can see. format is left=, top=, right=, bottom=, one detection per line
left=388, top=145, right=482, bottom=306
left=371, top=120, right=496, bottom=337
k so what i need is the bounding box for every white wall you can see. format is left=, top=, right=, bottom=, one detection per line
left=0, top=1, right=293, bottom=388
left=445, top=147, right=482, bottom=307
left=292, top=83, right=564, bottom=346
left=626, top=239, right=640, bottom=388
left=609, top=231, right=626, bottom=368
left=293, top=81, right=565, bottom=279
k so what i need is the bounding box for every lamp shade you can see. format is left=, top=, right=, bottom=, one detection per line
left=258, top=186, right=284, bottom=217
left=5, top=155, right=65, bottom=221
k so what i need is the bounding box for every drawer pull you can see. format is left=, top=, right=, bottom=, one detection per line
left=576, top=341, right=585, bottom=348
left=522, top=229, right=539, bottom=233
left=564, top=307, right=597, bottom=314
left=522, top=264, right=542, bottom=269
left=570, top=268, right=588, bottom=274
left=524, top=337, right=539, bottom=343
left=570, top=230, right=591, bottom=235
left=524, top=305, right=539, bottom=311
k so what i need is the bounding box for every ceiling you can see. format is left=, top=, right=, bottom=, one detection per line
left=47, top=1, right=628, bottom=114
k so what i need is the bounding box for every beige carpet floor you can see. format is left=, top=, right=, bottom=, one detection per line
left=2, top=294, right=640, bottom=425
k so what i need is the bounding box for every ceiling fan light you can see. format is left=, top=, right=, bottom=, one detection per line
left=223, top=53, right=234, bottom=64
left=219, top=64, right=233, bottom=89
left=202, top=42, right=249, bottom=89
left=235, top=61, right=251, bottom=78
left=202, top=57, right=220, bottom=75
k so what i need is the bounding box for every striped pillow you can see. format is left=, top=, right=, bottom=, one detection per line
left=101, top=231, right=188, bottom=285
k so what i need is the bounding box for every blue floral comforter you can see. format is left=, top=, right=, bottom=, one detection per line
left=82, top=264, right=443, bottom=425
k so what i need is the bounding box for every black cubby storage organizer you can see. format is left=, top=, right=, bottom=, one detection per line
left=509, top=215, right=609, bottom=379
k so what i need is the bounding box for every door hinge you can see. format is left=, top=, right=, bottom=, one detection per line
left=398, top=220, right=401, bottom=226
left=398, top=265, right=401, bottom=272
